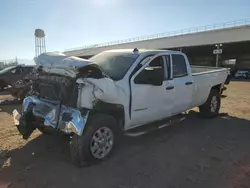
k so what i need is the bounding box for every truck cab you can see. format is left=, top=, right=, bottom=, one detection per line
left=126, top=51, right=194, bottom=128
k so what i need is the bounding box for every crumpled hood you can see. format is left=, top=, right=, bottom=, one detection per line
left=34, top=52, right=95, bottom=77
left=33, top=52, right=126, bottom=110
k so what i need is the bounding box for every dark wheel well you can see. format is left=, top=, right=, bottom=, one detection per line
left=211, top=84, right=222, bottom=93
left=89, top=100, right=125, bottom=131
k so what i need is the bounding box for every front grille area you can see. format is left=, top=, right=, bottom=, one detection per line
left=31, top=73, right=78, bottom=107
left=37, top=83, right=62, bottom=101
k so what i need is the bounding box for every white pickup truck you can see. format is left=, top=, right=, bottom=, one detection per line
left=14, top=49, right=230, bottom=166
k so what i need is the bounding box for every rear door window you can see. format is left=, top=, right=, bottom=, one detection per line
left=172, top=54, right=188, bottom=78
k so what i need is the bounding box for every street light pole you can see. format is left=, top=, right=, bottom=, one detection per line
left=216, top=45, right=219, bottom=67
left=215, top=44, right=222, bottom=67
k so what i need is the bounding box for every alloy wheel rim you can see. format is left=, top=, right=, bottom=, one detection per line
left=210, top=96, right=218, bottom=112
left=90, top=127, right=114, bottom=159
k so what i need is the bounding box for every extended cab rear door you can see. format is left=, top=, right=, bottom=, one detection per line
left=171, top=54, right=194, bottom=114
left=129, top=54, right=175, bottom=128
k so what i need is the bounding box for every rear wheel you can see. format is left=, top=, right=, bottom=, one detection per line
left=70, top=114, right=120, bottom=167
left=199, top=89, right=221, bottom=118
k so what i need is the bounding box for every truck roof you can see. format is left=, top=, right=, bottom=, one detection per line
left=103, top=49, right=182, bottom=55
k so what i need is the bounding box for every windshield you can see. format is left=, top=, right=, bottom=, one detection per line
left=90, top=52, right=139, bottom=81
left=0, top=66, right=16, bottom=74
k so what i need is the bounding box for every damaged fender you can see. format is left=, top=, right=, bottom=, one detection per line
left=76, top=77, right=127, bottom=109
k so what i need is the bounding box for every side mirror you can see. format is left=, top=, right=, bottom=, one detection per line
left=134, top=66, right=164, bottom=86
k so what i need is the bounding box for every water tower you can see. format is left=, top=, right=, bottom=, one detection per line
left=34, top=29, right=46, bottom=57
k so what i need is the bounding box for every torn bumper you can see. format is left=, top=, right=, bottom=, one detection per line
left=13, top=96, right=89, bottom=139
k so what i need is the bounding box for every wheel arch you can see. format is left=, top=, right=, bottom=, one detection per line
left=199, top=83, right=222, bottom=107
left=211, top=83, right=224, bottom=95
left=88, top=100, right=125, bottom=131
left=211, top=84, right=222, bottom=92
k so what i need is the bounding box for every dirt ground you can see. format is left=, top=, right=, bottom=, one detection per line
left=0, top=81, right=250, bottom=188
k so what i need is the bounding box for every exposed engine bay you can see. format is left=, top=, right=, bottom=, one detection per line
left=13, top=52, right=126, bottom=139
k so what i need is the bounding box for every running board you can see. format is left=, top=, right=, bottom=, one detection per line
left=124, top=113, right=186, bottom=137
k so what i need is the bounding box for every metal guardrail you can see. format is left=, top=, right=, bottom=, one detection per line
left=65, top=18, right=250, bottom=52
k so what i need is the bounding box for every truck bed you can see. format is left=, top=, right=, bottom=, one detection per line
left=190, top=65, right=230, bottom=108
left=191, top=66, right=229, bottom=76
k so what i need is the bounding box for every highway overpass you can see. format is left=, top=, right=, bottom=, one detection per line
left=64, top=19, right=250, bottom=69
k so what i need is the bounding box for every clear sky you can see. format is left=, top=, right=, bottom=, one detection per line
left=0, top=0, right=249, bottom=60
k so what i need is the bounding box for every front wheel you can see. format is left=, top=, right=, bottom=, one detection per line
left=37, top=126, right=53, bottom=134
left=70, top=114, right=119, bottom=167
left=199, top=89, right=221, bottom=118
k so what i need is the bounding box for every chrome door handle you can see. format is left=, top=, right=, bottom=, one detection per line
left=166, top=86, right=174, bottom=90
left=185, top=81, right=193, bottom=85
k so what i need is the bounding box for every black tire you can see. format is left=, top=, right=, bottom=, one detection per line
left=199, top=89, right=221, bottom=118
left=37, top=126, right=53, bottom=134
left=70, top=113, right=120, bottom=167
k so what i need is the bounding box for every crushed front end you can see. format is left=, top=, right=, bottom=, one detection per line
left=13, top=52, right=120, bottom=139
left=13, top=69, right=90, bottom=139
left=14, top=96, right=89, bottom=139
